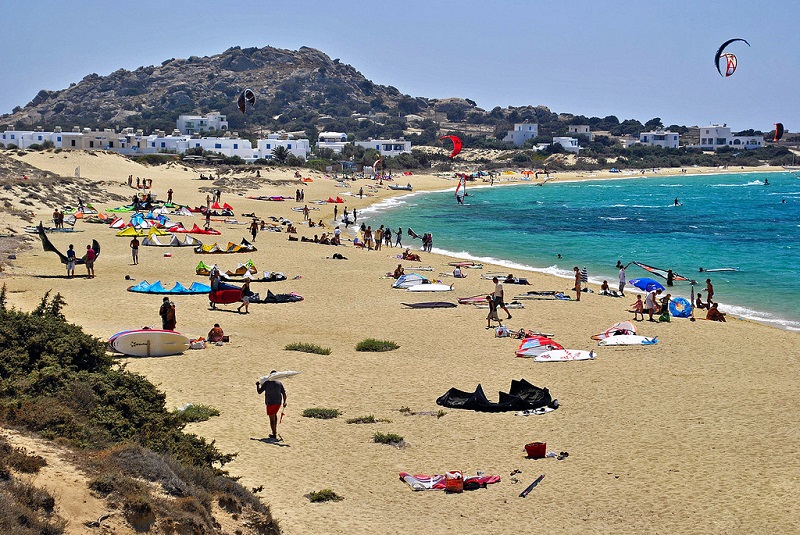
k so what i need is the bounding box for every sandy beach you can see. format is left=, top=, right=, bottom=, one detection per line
left=1, top=151, right=798, bottom=534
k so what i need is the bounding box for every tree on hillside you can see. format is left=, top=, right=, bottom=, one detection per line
left=644, top=117, right=664, bottom=130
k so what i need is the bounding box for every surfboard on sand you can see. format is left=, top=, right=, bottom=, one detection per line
left=406, top=283, right=453, bottom=292
left=258, top=370, right=300, bottom=386
left=111, top=330, right=190, bottom=357
left=533, top=349, right=596, bottom=362
left=598, top=335, right=657, bottom=346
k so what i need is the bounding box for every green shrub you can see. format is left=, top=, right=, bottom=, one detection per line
left=172, top=404, right=221, bottom=424
left=284, top=342, right=331, bottom=355
left=302, top=408, right=340, bottom=420
left=373, top=432, right=404, bottom=445
left=355, top=339, right=399, bottom=352
left=308, top=489, right=343, bottom=503
left=346, top=415, right=391, bottom=424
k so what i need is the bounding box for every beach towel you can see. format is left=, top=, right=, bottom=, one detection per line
left=399, top=472, right=500, bottom=491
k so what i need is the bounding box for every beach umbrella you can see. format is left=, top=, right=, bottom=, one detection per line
left=628, top=277, right=665, bottom=292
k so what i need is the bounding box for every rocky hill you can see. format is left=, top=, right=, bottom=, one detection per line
left=1, top=45, right=437, bottom=135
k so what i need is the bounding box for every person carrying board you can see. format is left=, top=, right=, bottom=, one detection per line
left=257, top=372, right=287, bottom=440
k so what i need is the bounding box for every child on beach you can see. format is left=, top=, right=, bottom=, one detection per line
left=631, top=295, right=644, bottom=321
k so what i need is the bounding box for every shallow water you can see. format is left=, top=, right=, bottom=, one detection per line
left=363, top=171, right=800, bottom=330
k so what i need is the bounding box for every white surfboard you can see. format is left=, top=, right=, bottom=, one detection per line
left=112, top=330, right=190, bottom=357
left=533, top=349, right=596, bottom=362
left=258, top=370, right=301, bottom=386
left=406, top=283, right=453, bottom=292
left=598, top=335, right=658, bottom=346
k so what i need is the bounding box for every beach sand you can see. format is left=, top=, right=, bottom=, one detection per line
left=0, top=151, right=797, bottom=534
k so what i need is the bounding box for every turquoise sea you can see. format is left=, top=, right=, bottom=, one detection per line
left=360, top=171, right=800, bottom=331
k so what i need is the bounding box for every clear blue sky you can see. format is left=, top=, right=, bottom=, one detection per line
left=2, top=1, right=797, bottom=132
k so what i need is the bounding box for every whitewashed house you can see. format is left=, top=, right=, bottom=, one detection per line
left=180, top=135, right=257, bottom=161
left=257, top=134, right=311, bottom=160
left=553, top=137, right=580, bottom=153
left=354, top=138, right=412, bottom=157
left=698, top=125, right=764, bottom=150
left=176, top=112, right=228, bottom=135
left=317, top=132, right=349, bottom=153
left=568, top=125, right=593, bottom=141
left=1, top=127, right=63, bottom=149
left=639, top=130, right=680, bottom=149
left=503, top=123, right=539, bottom=146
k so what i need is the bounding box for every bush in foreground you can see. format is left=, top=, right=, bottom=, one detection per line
left=373, top=432, right=404, bottom=445
left=172, top=404, right=221, bottom=424
left=284, top=342, right=331, bottom=355
left=302, top=408, right=341, bottom=420
left=355, top=339, right=399, bottom=352
left=308, top=489, right=344, bottom=503
left=346, top=415, right=391, bottom=424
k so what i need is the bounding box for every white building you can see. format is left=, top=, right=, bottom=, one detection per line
left=503, top=123, right=539, bottom=146
left=257, top=134, right=311, bottom=160
left=180, top=135, right=257, bottom=161
left=354, top=138, right=412, bottom=157
left=1, top=128, right=63, bottom=149
left=639, top=130, right=680, bottom=149
left=317, top=132, right=349, bottom=153
left=698, top=125, right=764, bottom=150
left=176, top=112, right=228, bottom=135
left=553, top=137, right=580, bottom=153
left=568, top=125, right=593, bottom=141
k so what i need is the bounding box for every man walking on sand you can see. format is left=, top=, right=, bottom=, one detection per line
left=130, top=236, right=139, bottom=265
left=492, top=277, right=512, bottom=319
left=257, top=373, right=287, bottom=440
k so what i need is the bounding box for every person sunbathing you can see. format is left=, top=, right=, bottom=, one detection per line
left=695, top=292, right=710, bottom=310
left=453, top=266, right=467, bottom=278
left=402, top=248, right=421, bottom=262
left=393, top=264, right=405, bottom=279
left=207, top=323, right=225, bottom=342
left=706, top=302, right=727, bottom=322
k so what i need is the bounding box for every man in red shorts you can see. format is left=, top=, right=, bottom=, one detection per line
left=256, top=372, right=287, bottom=440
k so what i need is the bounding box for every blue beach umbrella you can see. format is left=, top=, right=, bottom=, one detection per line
left=629, top=277, right=665, bottom=292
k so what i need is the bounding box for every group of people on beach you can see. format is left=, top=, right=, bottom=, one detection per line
left=128, top=175, right=153, bottom=189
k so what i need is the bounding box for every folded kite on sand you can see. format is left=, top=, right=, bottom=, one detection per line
left=436, top=379, right=556, bottom=413
left=399, top=472, right=500, bottom=491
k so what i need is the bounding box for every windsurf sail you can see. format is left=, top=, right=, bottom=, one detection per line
left=633, top=261, right=689, bottom=282
left=455, top=176, right=466, bottom=203
left=591, top=321, right=637, bottom=340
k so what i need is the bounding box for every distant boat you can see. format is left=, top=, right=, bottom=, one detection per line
left=388, top=183, right=413, bottom=191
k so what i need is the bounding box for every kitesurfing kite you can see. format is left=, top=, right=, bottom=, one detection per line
left=773, top=122, right=784, bottom=142
left=714, top=38, right=750, bottom=77
left=440, top=135, right=462, bottom=159
left=237, top=88, right=256, bottom=113
left=36, top=222, right=100, bottom=265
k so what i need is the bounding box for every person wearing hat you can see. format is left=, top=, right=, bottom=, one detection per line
left=159, top=297, right=176, bottom=330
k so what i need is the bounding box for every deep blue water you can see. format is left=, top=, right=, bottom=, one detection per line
left=361, top=171, right=800, bottom=330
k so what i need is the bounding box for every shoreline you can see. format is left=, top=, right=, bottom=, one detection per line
left=355, top=167, right=798, bottom=332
